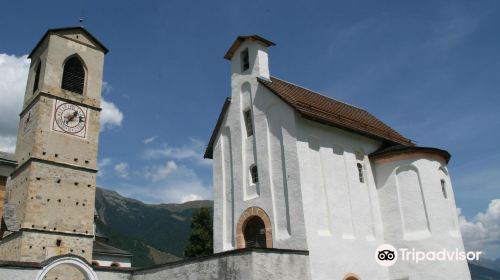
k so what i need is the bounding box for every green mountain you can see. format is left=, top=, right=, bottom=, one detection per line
left=469, top=263, right=500, bottom=280
left=94, top=187, right=213, bottom=267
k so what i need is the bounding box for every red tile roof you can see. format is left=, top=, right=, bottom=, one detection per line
left=204, top=76, right=413, bottom=159
left=258, top=76, right=413, bottom=146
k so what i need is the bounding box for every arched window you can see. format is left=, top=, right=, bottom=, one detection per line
left=241, top=48, right=250, bottom=71
left=441, top=179, right=448, bottom=199
left=357, top=163, right=364, bottom=183
left=250, top=165, right=259, bottom=184
left=91, top=261, right=99, bottom=266
left=243, top=108, right=254, bottom=137
left=61, top=56, right=85, bottom=94
left=110, top=262, right=120, bottom=267
left=33, top=62, right=41, bottom=93
left=244, top=216, right=266, bottom=248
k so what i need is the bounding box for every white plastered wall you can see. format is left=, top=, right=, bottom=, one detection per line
left=295, top=118, right=388, bottom=280
left=374, top=155, right=471, bottom=280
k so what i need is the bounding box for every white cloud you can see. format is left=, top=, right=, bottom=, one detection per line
left=0, top=136, right=17, bottom=153
left=0, top=53, right=30, bottom=153
left=114, top=162, right=129, bottom=178
left=100, top=98, right=123, bottom=131
left=144, top=138, right=211, bottom=167
left=97, top=157, right=112, bottom=177
left=143, top=136, right=157, bottom=144
left=145, top=160, right=177, bottom=182
left=180, top=194, right=203, bottom=203
left=459, top=199, right=500, bottom=258
left=118, top=164, right=211, bottom=204
left=0, top=53, right=123, bottom=153
left=102, top=81, right=113, bottom=94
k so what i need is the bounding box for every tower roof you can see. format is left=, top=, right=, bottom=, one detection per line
left=224, top=35, right=275, bottom=60
left=93, top=240, right=132, bottom=257
left=0, top=151, right=16, bottom=166
left=369, top=145, right=451, bottom=163
left=29, top=26, right=109, bottom=58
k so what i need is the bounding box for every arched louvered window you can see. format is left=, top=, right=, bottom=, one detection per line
left=61, top=56, right=85, bottom=94
left=357, top=163, right=364, bottom=183
left=33, top=62, right=41, bottom=93
left=250, top=165, right=259, bottom=184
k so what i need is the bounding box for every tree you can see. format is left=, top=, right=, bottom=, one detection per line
left=184, top=207, right=213, bottom=258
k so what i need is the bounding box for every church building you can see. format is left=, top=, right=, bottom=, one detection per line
left=0, top=27, right=471, bottom=280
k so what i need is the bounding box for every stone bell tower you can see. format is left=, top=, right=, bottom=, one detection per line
left=0, top=27, right=107, bottom=262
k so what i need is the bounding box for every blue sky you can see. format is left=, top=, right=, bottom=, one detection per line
left=0, top=0, right=499, bottom=257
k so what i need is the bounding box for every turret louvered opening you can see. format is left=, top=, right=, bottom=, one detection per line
left=61, top=56, right=85, bottom=94
left=33, top=62, right=41, bottom=93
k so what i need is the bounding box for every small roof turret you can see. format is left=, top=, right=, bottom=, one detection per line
left=224, top=35, right=275, bottom=60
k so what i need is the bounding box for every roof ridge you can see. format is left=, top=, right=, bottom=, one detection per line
left=268, top=76, right=369, bottom=113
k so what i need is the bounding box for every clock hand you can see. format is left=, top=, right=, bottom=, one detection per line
left=66, top=111, right=78, bottom=122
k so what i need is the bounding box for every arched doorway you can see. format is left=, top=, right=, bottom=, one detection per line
left=236, top=207, right=273, bottom=249
left=343, top=273, right=360, bottom=280
left=35, top=256, right=98, bottom=280
left=244, top=216, right=266, bottom=247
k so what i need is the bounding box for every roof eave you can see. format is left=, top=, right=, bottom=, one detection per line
left=369, top=146, right=451, bottom=163
left=0, top=159, right=17, bottom=166
left=204, top=97, right=232, bottom=159
left=93, top=251, right=133, bottom=257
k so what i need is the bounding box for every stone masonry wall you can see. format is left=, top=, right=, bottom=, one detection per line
left=18, top=230, right=93, bottom=262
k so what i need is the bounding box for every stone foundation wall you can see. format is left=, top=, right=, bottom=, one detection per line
left=0, top=249, right=311, bottom=280
left=133, top=249, right=310, bottom=280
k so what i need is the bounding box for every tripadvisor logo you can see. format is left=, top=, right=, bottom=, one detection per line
left=375, top=244, right=482, bottom=267
left=375, top=244, right=398, bottom=267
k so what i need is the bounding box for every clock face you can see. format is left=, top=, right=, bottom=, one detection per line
left=52, top=100, right=88, bottom=138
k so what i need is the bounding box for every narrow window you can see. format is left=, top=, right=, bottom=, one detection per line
left=357, top=163, right=364, bottom=183
left=56, top=239, right=62, bottom=247
left=441, top=179, right=448, bottom=199
left=241, top=48, right=250, bottom=71
left=243, top=109, right=254, bottom=137
left=250, top=165, right=259, bottom=184
left=33, top=62, right=41, bottom=93
left=61, top=56, right=85, bottom=94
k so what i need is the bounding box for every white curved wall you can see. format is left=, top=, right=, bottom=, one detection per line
left=373, top=155, right=470, bottom=280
